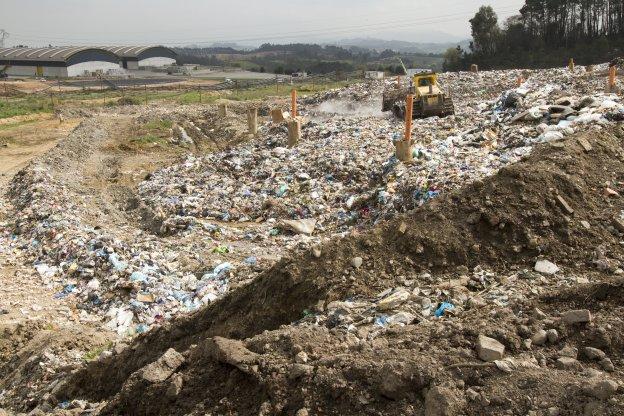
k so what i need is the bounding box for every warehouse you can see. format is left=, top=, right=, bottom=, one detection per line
left=101, top=46, right=177, bottom=70
left=0, top=46, right=120, bottom=77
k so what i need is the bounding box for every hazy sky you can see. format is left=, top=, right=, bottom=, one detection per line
left=2, top=0, right=525, bottom=47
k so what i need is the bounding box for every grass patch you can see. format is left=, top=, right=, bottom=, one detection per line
left=0, top=97, right=54, bottom=119
left=144, top=119, right=173, bottom=130
left=0, top=78, right=355, bottom=119
left=121, top=117, right=173, bottom=150
left=228, top=80, right=350, bottom=101
left=173, top=90, right=219, bottom=105
left=0, top=118, right=39, bottom=131
left=83, top=341, right=113, bottom=361
left=130, top=134, right=168, bottom=146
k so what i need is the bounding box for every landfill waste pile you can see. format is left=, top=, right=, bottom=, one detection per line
left=58, top=125, right=624, bottom=416
left=138, top=64, right=624, bottom=235
left=1, top=63, right=624, bottom=415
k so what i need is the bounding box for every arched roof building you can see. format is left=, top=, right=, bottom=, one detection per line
left=100, top=46, right=177, bottom=69
left=0, top=46, right=120, bottom=77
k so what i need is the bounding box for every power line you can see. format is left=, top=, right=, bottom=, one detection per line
left=6, top=1, right=522, bottom=42
left=6, top=3, right=522, bottom=46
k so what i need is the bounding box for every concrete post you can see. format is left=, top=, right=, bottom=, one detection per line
left=395, top=94, right=414, bottom=162
left=218, top=104, right=228, bottom=117
left=395, top=140, right=413, bottom=162
left=247, top=108, right=258, bottom=135
left=287, top=118, right=301, bottom=147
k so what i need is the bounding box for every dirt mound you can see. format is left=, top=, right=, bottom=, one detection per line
left=55, top=128, right=624, bottom=415
left=0, top=320, right=109, bottom=411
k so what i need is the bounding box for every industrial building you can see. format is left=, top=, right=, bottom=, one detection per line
left=0, top=45, right=177, bottom=78
left=0, top=46, right=120, bottom=77
left=101, top=46, right=177, bottom=70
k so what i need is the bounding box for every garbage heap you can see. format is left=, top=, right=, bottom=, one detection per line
left=138, top=63, right=624, bottom=233
left=60, top=121, right=624, bottom=416
left=4, top=63, right=624, bottom=341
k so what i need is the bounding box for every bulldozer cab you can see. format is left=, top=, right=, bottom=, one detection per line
left=415, top=74, right=436, bottom=87
left=412, top=72, right=440, bottom=97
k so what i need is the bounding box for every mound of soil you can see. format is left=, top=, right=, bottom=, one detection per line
left=58, top=128, right=624, bottom=415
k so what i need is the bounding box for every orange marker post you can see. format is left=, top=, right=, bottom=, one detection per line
left=609, top=66, right=617, bottom=92
left=395, top=94, right=415, bottom=162
left=405, top=94, right=414, bottom=142
left=291, top=89, right=297, bottom=118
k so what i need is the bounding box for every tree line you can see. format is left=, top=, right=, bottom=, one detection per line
left=444, top=0, right=624, bottom=71
left=175, top=44, right=445, bottom=75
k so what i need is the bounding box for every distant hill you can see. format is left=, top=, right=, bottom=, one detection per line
left=335, top=38, right=470, bottom=54
left=180, top=39, right=470, bottom=55
left=174, top=42, right=445, bottom=75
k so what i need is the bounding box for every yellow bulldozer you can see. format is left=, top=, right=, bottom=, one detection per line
left=382, top=68, right=454, bottom=119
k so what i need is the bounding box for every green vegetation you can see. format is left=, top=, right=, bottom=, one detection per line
left=176, top=44, right=444, bottom=75
left=130, top=134, right=168, bottom=146
left=83, top=342, right=113, bottom=361
left=129, top=118, right=174, bottom=147
left=0, top=77, right=355, bottom=120
left=144, top=119, right=173, bottom=130
left=228, top=80, right=350, bottom=101
left=0, top=96, right=54, bottom=119
left=0, top=118, right=39, bottom=130
left=445, top=1, right=624, bottom=71
left=174, top=90, right=219, bottom=105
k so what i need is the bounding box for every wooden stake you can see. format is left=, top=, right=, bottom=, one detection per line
left=516, top=76, right=523, bottom=87
left=569, top=58, right=575, bottom=72
left=396, top=75, right=401, bottom=89
left=470, top=64, right=479, bottom=73
left=291, top=89, right=297, bottom=117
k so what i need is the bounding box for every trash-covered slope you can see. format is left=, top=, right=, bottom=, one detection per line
left=5, top=64, right=623, bottom=346
left=57, top=127, right=624, bottom=415
left=3, top=63, right=624, bottom=415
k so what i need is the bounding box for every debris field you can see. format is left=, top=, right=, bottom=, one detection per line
left=1, top=63, right=624, bottom=415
